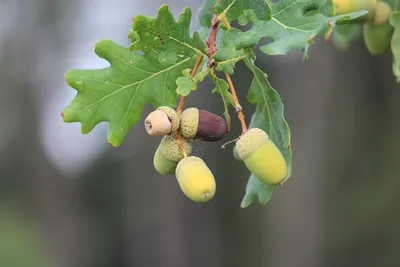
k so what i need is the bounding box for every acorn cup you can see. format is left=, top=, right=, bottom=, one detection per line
left=153, top=135, right=192, bottom=175
left=175, top=156, right=216, bottom=202
left=236, top=128, right=287, bottom=185
left=368, top=1, right=392, bottom=26
left=145, top=106, right=180, bottom=136
left=180, top=108, right=227, bottom=142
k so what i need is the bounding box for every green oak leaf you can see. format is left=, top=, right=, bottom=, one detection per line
left=176, top=67, right=210, bottom=96
left=215, top=0, right=272, bottom=22
left=332, top=24, right=362, bottom=51
left=241, top=55, right=292, bottom=207
left=223, top=1, right=368, bottom=57
left=213, top=47, right=248, bottom=74
left=197, top=0, right=215, bottom=27
left=390, top=11, right=400, bottom=82
left=209, top=73, right=235, bottom=132
left=241, top=174, right=275, bottom=208
left=63, top=40, right=193, bottom=146
left=129, top=5, right=207, bottom=65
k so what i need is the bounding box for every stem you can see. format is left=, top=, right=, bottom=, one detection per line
left=176, top=132, right=188, bottom=158
left=225, top=73, right=248, bottom=134
left=176, top=54, right=204, bottom=114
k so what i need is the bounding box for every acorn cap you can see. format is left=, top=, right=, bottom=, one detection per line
left=369, top=2, right=392, bottom=26
left=144, top=106, right=179, bottom=136
left=180, top=108, right=227, bottom=141
left=180, top=108, right=199, bottom=139
left=157, top=106, right=180, bottom=133
left=236, top=128, right=269, bottom=160
left=160, top=135, right=192, bottom=162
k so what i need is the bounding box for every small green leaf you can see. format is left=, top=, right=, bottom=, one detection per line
left=129, top=5, right=207, bottom=65
left=241, top=174, right=275, bottom=208
left=390, top=11, right=400, bottom=82
left=176, top=67, right=210, bottom=96
left=240, top=54, right=292, bottom=207
left=213, top=47, right=248, bottom=75
left=209, top=73, right=235, bottom=131
left=63, top=40, right=194, bottom=146
left=223, top=1, right=368, bottom=57
left=215, top=0, right=272, bottom=22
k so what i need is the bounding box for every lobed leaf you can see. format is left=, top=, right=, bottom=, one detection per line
left=223, top=0, right=368, bottom=57
left=197, top=0, right=215, bottom=27
left=63, top=40, right=194, bottom=146
left=176, top=67, right=210, bottom=96
left=241, top=174, right=275, bottom=208
left=129, top=5, right=208, bottom=65
left=241, top=54, right=292, bottom=207
left=214, top=0, right=272, bottom=22
left=209, top=74, right=235, bottom=132
left=213, top=46, right=248, bottom=75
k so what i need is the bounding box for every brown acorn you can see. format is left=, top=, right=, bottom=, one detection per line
left=180, top=108, right=227, bottom=142
left=144, top=106, right=179, bottom=136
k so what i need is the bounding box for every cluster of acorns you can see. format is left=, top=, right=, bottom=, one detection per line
left=144, top=106, right=288, bottom=203
left=334, top=0, right=394, bottom=55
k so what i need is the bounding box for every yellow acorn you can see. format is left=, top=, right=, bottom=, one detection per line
left=144, top=106, right=179, bottom=136
left=175, top=156, right=216, bottom=202
left=153, top=135, right=192, bottom=175
left=367, top=2, right=392, bottom=26
left=236, top=128, right=287, bottom=185
left=180, top=108, right=227, bottom=142
left=333, top=0, right=376, bottom=15
left=363, top=22, right=394, bottom=55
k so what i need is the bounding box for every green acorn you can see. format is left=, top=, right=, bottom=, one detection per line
left=363, top=22, right=394, bottom=55
left=236, top=128, right=287, bottom=185
left=175, top=156, right=216, bottom=202
left=145, top=106, right=180, bottom=136
left=153, top=135, right=192, bottom=175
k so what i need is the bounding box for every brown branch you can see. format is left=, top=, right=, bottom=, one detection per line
left=225, top=73, right=248, bottom=134
left=206, top=14, right=220, bottom=67
left=176, top=3, right=221, bottom=113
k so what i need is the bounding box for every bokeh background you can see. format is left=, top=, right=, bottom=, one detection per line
left=1, top=0, right=400, bottom=266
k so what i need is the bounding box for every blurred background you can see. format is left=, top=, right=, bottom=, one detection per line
left=1, top=0, right=400, bottom=266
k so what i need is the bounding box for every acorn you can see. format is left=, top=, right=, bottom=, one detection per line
left=180, top=108, right=227, bottom=142
left=363, top=22, right=394, bottom=55
left=144, top=106, right=179, bottom=136
left=236, top=128, right=287, bottom=185
left=153, top=135, right=192, bottom=175
left=333, top=0, right=376, bottom=15
left=175, top=156, right=216, bottom=202
left=368, top=1, right=392, bottom=26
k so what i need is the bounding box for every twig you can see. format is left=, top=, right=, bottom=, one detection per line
left=225, top=73, right=248, bottom=134
left=206, top=15, right=220, bottom=67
